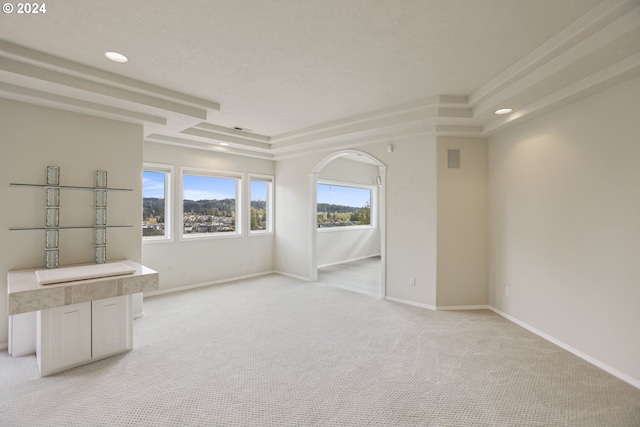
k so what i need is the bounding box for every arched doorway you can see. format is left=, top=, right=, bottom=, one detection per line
left=309, top=149, right=387, bottom=298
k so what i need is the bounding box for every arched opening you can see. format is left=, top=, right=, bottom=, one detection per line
left=309, top=149, right=386, bottom=298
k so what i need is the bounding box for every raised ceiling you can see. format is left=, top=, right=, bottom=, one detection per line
left=1, top=0, right=638, bottom=159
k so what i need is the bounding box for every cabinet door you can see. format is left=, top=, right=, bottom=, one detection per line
left=38, top=302, right=92, bottom=376
left=92, top=295, right=132, bottom=360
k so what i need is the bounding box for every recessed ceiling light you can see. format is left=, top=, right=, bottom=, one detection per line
left=219, top=142, right=230, bottom=146
left=105, top=51, right=128, bottom=63
left=494, top=108, right=513, bottom=115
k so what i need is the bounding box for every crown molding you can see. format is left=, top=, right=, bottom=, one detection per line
left=472, top=4, right=640, bottom=118
left=145, top=134, right=275, bottom=161
left=270, top=95, right=469, bottom=147
left=272, top=123, right=440, bottom=161
left=0, top=40, right=220, bottom=111
left=193, top=122, right=271, bottom=143
left=469, top=0, right=637, bottom=107
left=267, top=98, right=475, bottom=154
left=0, top=82, right=167, bottom=125
left=179, top=126, right=272, bottom=151
left=0, top=57, right=210, bottom=119
left=483, top=51, right=640, bottom=135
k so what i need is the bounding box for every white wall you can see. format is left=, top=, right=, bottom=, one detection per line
left=384, top=138, right=438, bottom=306
left=318, top=157, right=379, bottom=184
left=275, top=136, right=438, bottom=306
left=274, top=153, right=322, bottom=279
left=142, top=143, right=275, bottom=291
left=317, top=158, right=381, bottom=267
left=436, top=136, right=489, bottom=306
left=489, top=77, right=640, bottom=383
left=317, top=228, right=380, bottom=267
left=0, top=100, right=143, bottom=348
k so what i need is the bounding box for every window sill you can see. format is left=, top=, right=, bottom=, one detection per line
left=180, top=233, right=242, bottom=241
left=249, top=231, right=274, bottom=237
left=143, top=236, right=173, bottom=244
left=317, top=225, right=376, bottom=233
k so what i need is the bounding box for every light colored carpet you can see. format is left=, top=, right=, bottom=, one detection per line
left=318, top=256, right=381, bottom=297
left=1, top=272, right=639, bottom=426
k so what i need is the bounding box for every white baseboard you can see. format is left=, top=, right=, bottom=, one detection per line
left=144, top=271, right=277, bottom=297
left=145, top=270, right=313, bottom=298
left=317, top=254, right=382, bottom=269
left=273, top=270, right=312, bottom=281
left=385, top=298, right=490, bottom=312
left=437, top=304, right=490, bottom=311
left=385, top=296, right=436, bottom=311
left=489, top=306, right=640, bottom=390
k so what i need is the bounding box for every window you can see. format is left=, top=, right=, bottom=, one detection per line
left=143, top=164, right=172, bottom=241
left=317, top=181, right=374, bottom=229
left=181, top=168, right=241, bottom=238
left=249, top=175, right=274, bottom=234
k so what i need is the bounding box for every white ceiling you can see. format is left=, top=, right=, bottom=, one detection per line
left=1, top=0, right=638, bottom=158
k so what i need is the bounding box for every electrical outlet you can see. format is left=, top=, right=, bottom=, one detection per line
left=505, top=286, right=510, bottom=297
left=283, top=254, right=288, bottom=263
left=409, top=277, right=416, bottom=286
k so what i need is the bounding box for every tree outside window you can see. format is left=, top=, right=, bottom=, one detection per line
left=317, top=182, right=372, bottom=228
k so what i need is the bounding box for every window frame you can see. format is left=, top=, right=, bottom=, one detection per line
left=142, top=163, right=174, bottom=243
left=179, top=166, right=243, bottom=241
left=248, top=174, right=274, bottom=236
left=316, top=179, right=376, bottom=232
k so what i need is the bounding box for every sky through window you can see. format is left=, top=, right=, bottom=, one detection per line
left=317, top=183, right=369, bottom=207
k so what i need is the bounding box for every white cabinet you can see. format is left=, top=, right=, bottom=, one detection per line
left=36, top=295, right=132, bottom=376
left=92, top=296, right=132, bottom=360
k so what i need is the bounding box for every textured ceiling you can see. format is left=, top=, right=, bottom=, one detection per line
left=0, top=0, right=602, bottom=136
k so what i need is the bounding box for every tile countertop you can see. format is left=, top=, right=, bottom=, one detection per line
left=7, top=260, right=158, bottom=315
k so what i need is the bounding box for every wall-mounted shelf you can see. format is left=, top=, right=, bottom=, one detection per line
left=9, top=166, right=133, bottom=268
left=9, top=225, right=133, bottom=231
left=9, top=183, right=133, bottom=191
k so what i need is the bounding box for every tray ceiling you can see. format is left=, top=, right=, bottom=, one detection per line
left=1, top=0, right=638, bottom=159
